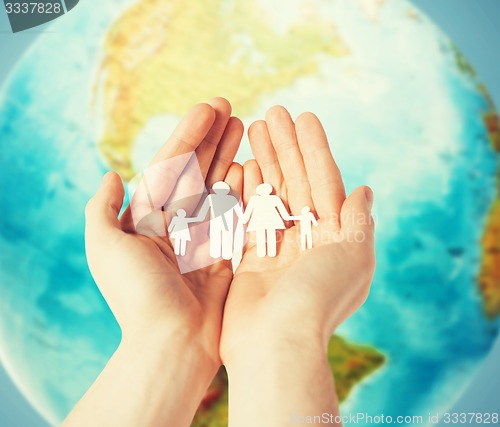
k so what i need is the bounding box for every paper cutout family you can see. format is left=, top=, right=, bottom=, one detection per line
left=168, top=182, right=318, bottom=259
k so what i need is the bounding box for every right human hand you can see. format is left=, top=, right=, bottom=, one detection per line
left=220, top=106, right=376, bottom=364
left=85, top=98, right=243, bottom=370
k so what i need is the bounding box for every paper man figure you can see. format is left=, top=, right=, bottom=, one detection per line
left=194, top=181, right=244, bottom=260
left=167, top=209, right=198, bottom=256
left=242, top=183, right=292, bottom=258
left=290, top=206, right=318, bottom=251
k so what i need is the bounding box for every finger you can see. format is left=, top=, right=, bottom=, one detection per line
left=195, top=97, right=232, bottom=178
left=266, top=106, right=314, bottom=216
left=165, top=98, right=232, bottom=218
left=248, top=120, right=287, bottom=202
left=206, top=117, right=243, bottom=187
left=85, top=172, right=124, bottom=243
left=242, top=160, right=263, bottom=207
left=150, top=103, right=215, bottom=165
left=295, top=112, right=346, bottom=221
left=145, top=102, right=218, bottom=209
left=340, top=186, right=374, bottom=240
left=125, top=101, right=226, bottom=232
left=120, top=103, right=216, bottom=232
left=224, top=162, right=243, bottom=201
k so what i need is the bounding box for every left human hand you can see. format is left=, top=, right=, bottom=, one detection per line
left=220, top=106, right=376, bottom=364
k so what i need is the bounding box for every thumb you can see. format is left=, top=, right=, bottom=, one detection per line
left=340, top=186, right=374, bottom=239
left=85, top=172, right=125, bottom=240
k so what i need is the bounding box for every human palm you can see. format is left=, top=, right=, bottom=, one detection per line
left=85, top=99, right=244, bottom=361
left=86, top=101, right=374, bottom=367
left=80, top=100, right=374, bottom=427
left=221, top=106, right=375, bottom=359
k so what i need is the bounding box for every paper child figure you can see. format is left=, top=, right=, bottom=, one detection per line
left=290, top=206, right=318, bottom=251
left=242, top=183, right=292, bottom=258
left=167, top=209, right=198, bottom=256
left=194, top=181, right=244, bottom=260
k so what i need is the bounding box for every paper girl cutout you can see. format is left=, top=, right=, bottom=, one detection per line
left=193, top=181, right=244, bottom=260
left=290, top=206, right=318, bottom=251
left=241, top=183, right=292, bottom=258
left=167, top=209, right=199, bottom=256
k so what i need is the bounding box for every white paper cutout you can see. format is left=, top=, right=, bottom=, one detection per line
left=192, top=181, right=244, bottom=260
left=168, top=181, right=317, bottom=260
left=241, top=183, right=292, bottom=258
left=290, top=206, right=319, bottom=251
left=167, top=208, right=199, bottom=256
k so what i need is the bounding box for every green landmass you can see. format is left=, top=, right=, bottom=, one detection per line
left=478, top=85, right=500, bottom=319
left=452, top=43, right=500, bottom=319
left=192, top=368, right=228, bottom=427
left=327, top=335, right=385, bottom=402
left=479, top=197, right=500, bottom=319
left=450, top=42, right=476, bottom=78
left=192, top=335, right=385, bottom=427
left=97, top=0, right=349, bottom=180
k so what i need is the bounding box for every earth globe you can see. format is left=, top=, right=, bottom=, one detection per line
left=0, top=0, right=499, bottom=425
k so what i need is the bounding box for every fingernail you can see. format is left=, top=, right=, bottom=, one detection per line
left=364, top=187, right=373, bottom=208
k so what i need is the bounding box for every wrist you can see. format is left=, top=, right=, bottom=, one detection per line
left=72, top=325, right=219, bottom=427
left=120, top=324, right=220, bottom=379
left=223, top=326, right=338, bottom=427
left=222, top=320, right=327, bottom=371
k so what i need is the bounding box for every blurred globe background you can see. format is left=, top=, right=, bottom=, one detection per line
left=0, top=1, right=499, bottom=426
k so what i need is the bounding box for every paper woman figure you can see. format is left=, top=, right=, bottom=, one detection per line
left=242, top=183, right=292, bottom=258
left=167, top=209, right=198, bottom=256
left=290, top=206, right=318, bottom=251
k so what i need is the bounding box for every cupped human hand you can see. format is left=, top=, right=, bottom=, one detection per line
left=84, top=98, right=243, bottom=367
left=221, top=106, right=375, bottom=363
